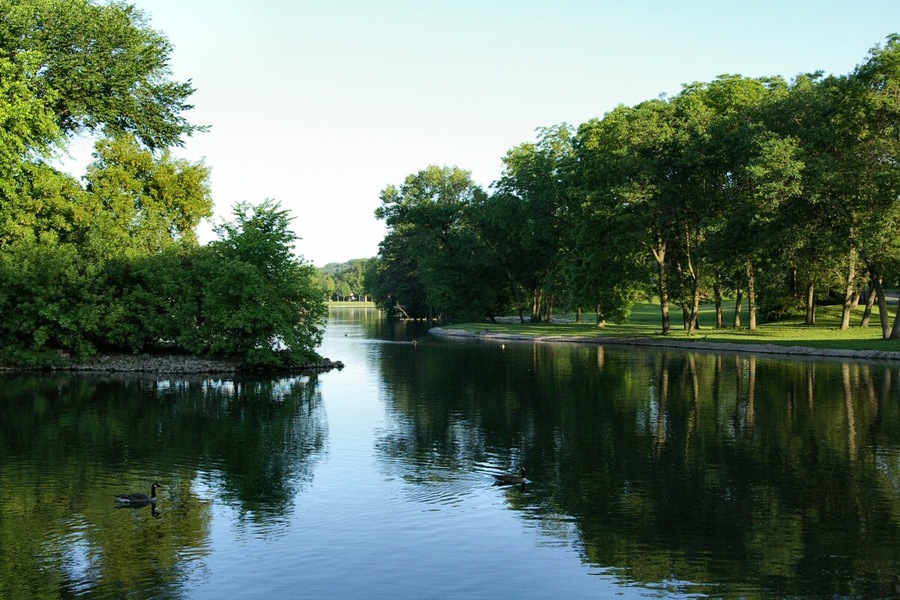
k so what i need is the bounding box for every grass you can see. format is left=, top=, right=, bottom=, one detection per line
left=327, top=300, right=376, bottom=308
left=442, top=300, right=900, bottom=353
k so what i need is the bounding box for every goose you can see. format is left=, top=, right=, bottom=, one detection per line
left=115, top=482, right=160, bottom=506
left=493, top=467, right=527, bottom=486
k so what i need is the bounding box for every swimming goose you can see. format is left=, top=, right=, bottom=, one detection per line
left=493, top=467, right=527, bottom=486
left=115, top=482, right=160, bottom=506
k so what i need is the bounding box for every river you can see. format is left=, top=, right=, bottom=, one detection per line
left=0, top=305, right=898, bottom=599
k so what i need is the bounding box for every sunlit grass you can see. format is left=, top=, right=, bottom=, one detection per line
left=443, top=300, right=900, bottom=353
left=327, top=300, right=376, bottom=308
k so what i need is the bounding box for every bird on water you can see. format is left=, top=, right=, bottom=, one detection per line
left=493, top=467, right=527, bottom=486
left=115, top=482, right=160, bottom=506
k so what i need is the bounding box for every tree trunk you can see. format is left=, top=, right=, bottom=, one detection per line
left=746, top=261, right=757, bottom=330
left=713, top=280, right=724, bottom=329
left=891, top=295, right=900, bottom=340
left=860, top=279, right=877, bottom=327
left=840, top=248, right=857, bottom=330
left=733, top=287, right=743, bottom=329
left=394, top=302, right=411, bottom=319
left=531, top=288, right=543, bottom=323
left=872, top=276, right=891, bottom=339
left=652, top=236, right=670, bottom=334
left=805, top=283, right=816, bottom=325
left=687, top=269, right=701, bottom=336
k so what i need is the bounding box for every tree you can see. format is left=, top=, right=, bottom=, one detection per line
left=193, top=201, right=327, bottom=366
left=0, top=236, right=105, bottom=363
left=843, top=35, right=900, bottom=338
left=575, top=99, right=681, bottom=333
left=680, top=75, right=796, bottom=332
left=319, top=258, right=374, bottom=301
left=0, top=0, right=204, bottom=150
left=371, top=165, right=498, bottom=319
left=83, top=134, right=212, bottom=259
left=493, top=125, right=574, bottom=322
left=0, top=53, right=61, bottom=176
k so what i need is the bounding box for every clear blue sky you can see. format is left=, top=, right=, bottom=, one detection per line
left=58, top=1, right=898, bottom=266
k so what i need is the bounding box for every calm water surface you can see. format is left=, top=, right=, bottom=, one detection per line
left=1, top=306, right=899, bottom=599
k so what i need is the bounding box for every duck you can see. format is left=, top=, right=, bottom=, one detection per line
left=493, top=467, right=527, bottom=486
left=115, top=482, right=160, bottom=506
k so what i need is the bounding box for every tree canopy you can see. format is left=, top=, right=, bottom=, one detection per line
left=367, top=35, right=900, bottom=339
left=0, top=0, right=204, bottom=151
left=0, top=0, right=326, bottom=366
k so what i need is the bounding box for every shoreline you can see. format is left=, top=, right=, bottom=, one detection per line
left=0, top=353, right=344, bottom=375
left=428, top=327, right=900, bottom=363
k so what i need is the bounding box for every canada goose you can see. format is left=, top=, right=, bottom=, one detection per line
left=115, top=482, right=160, bottom=506
left=493, top=467, right=527, bottom=486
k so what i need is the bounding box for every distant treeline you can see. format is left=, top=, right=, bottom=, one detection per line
left=366, top=35, right=900, bottom=339
left=315, top=259, right=373, bottom=302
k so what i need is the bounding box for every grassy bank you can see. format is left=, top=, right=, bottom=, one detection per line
left=443, top=301, right=900, bottom=353
left=327, top=300, right=377, bottom=308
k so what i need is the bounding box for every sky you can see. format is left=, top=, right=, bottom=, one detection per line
left=57, top=1, right=899, bottom=267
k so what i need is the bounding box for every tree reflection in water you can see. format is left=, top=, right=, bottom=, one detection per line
left=374, top=340, right=900, bottom=597
left=0, top=373, right=326, bottom=599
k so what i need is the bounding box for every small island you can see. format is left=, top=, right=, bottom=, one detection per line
left=0, top=3, right=328, bottom=372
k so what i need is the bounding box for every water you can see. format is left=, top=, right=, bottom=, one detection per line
left=1, top=305, right=898, bottom=599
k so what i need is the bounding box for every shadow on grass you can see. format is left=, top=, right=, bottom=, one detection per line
left=449, top=301, right=900, bottom=354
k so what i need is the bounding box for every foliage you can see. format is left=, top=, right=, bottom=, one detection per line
left=492, top=124, right=574, bottom=321
left=370, top=165, right=506, bottom=320
left=369, top=36, right=900, bottom=339
left=316, top=258, right=373, bottom=301
left=0, top=3, right=326, bottom=367
left=83, top=135, right=213, bottom=256
left=0, top=237, right=105, bottom=363
left=194, top=201, right=326, bottom=366
left=0, top=0, right=204, bottom=150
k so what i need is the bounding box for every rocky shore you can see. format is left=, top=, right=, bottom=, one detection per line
left=429, top=327, right=900, bottom=362
left=3, top=353, right=344, bottom=374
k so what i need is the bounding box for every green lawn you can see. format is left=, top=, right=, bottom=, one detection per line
left=327, top=300, right=377, bottom=308
left=443, top=300, right=900, bottom=353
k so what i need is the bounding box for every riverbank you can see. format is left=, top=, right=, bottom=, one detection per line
left=429, top=327, right=900, bottom=362
left=1, top=353, right=344, bottom=374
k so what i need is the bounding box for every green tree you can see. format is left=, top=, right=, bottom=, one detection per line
left=0, top=0, right=203, bottom=150
left=193, top=200, right=327, bottom=366
left=0, top=162, right=87, bottom=247
left=313, top=269, right=337, bottom=300
left=83, top=134, right=212, bottom=259
left=320, top=258, right=374, bottom=300
left=676, top=75, right=795, bottom=332
left=0, top=237, right=105, bottom=362
left=493, top=125, right=573, bottom=322
left=842, top=35, right=900, bottom=338
left=575, top=99, right=681, bottom=333
left=372, top=165, right=498, bottom=319
left=0, top=52, right=60, bottom=176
